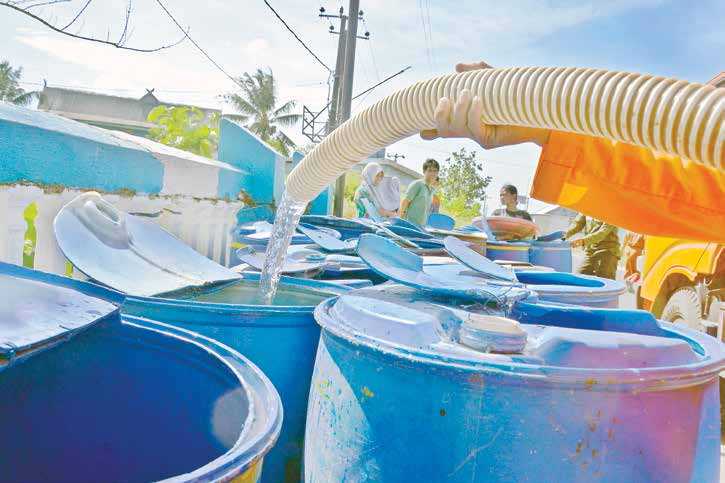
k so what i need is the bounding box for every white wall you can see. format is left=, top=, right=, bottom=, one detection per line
left=0, top=185, right=241, bottom=277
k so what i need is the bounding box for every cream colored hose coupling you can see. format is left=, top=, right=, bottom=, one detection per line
left=286, top=66, right=723, bottom=203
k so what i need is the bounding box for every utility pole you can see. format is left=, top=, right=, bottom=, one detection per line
left=321, top=7, right=347, bottom=136
left=319, top=2, right=367, bottom=216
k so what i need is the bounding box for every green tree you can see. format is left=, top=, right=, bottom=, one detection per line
left=439, top=148, right=492, bottom=225
left=147, top=105, right=219, bottom=157
left=0, top=60, right=37, bottom=106
left=222, top=68, right=300, bottom=156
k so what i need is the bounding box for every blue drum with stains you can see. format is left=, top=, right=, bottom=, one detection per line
left=0, top=265, right=281, bottom=483
left=305, top=284, right=725, bottom=482
left=53, top=193, right=349, bottom=483
left=529, top=239, right=573, bottom=272
left=516, top=270, right=625, bottom=308
left=486, top=240, right=531, bottom=263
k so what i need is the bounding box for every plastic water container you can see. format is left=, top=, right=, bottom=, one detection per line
left=516, top=270, right=625, bottom=308
left=305, top=284, right=725, bottom=482
left=300, top=215, right=374, bottom=240
left=0, top=265, right=281, bottom=483
left=529, top=239, right=573, bottom=272
left=53, top=193, right=349, bottom=483
left=486, top=240, right=531, bottom=263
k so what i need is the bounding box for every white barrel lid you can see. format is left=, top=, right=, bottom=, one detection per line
left=54, top=192, right=240, bottom=297
left=315, top=284, right=725, bottom=388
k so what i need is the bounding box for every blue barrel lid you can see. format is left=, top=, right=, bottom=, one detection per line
left=235, top=246, right=326, bottom=277
left=315, top=284, right=725, bottom=389
left=300, top=215, right=374, bottom=232
left=357, top=234, right=531, bottom=304
left=0, top=272, right=117, bottom=363
left=54, top=192, right=241, bottom=297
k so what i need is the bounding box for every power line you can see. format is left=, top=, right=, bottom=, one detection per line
left=263, top=0, right=331, bottom=72
left=417, top=0, right=432, bottom=73
left=360, top=17, right=380, bottom=81
left=352, top=65, right=411, bottom=112
left=152, top=0, right=244, bottom=89
left=352, top=65, right=411, bottom=101
left=424, top=0, right=435, bottom=71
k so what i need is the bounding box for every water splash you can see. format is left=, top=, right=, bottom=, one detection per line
left=258, top=191, right=307, bottom=303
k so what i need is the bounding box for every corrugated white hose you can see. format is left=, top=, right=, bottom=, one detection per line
left=287, top=66, right=723, bottom=203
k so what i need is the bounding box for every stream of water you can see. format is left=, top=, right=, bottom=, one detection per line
left=258, top=191, right=307, bottom=303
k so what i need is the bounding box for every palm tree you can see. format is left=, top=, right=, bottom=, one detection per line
left=0, top=60, right=37, bottom=106
left=222, top=68, right=300, bottom=156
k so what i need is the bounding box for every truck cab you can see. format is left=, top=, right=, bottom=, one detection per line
left=636, top=237, right=724, bottom=337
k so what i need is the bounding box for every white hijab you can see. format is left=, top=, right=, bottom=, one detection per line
left=362, top=163, right=401, bottom=213
left=378, top=176, right=400, bottom=211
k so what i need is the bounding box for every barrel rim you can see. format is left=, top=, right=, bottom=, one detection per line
left=314, top=297, right=725, bottom=390
left=122, top=315, right=283, bottom=483
left=516, top=271, right=627, bottom=298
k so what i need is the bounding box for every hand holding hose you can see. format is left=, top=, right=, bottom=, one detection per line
left=420, top=61, right=550, bottom=148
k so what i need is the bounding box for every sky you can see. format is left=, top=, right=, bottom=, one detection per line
left=1, top=0, right=723, bottom=213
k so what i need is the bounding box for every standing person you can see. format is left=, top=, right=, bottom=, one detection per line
left=400, top=158, right=439, bottom=226
left=566, top=215, right=621, bottom=280
left=430, top=175, right=441, bottom=214
left=490, top=184, right=533, bottom=220
left=353, top=163, right=398, bottom=219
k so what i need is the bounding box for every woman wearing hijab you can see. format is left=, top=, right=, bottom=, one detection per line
left=354, top=162, right=399, bottom=219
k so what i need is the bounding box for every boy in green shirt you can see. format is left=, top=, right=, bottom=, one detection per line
left=400, top=158, right=440, bottom=226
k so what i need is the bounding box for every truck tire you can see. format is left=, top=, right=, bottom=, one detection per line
left=661, top=287, right=702, bottom=331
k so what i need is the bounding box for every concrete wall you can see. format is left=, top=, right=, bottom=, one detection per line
left=0, top=102, right=244, bottom=274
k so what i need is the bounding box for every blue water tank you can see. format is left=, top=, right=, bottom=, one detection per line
left=486, top=240, right=531, bottom=263
left=529, top=240, right=573, bottom=272
left=305, top=284, right=725, bottom=482
left=515, top=270, right=625, bottom=308
left=0, top=266, right=281, bottom=482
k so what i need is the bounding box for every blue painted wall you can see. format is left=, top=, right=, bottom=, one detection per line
left=218, top=119, right=285, bottom=206
left=0, top=103, right=163, bottom=194
left=217, top=169, right=247, bottom=200
left=292, top=151, right=331, bottom=215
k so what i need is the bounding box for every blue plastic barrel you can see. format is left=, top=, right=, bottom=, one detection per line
left=529, top=240, right=573, bottom=272
left=52, top=193, right=349, bottom=483
left=0, top=267, right=282, bottom=483
left=515, top=270, right=625, bottom=308
left=486, top=240, right=531, bottom=263
left=305, top=284, right=725, bottom=482
left=119, top=273, right=346, bottom=483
